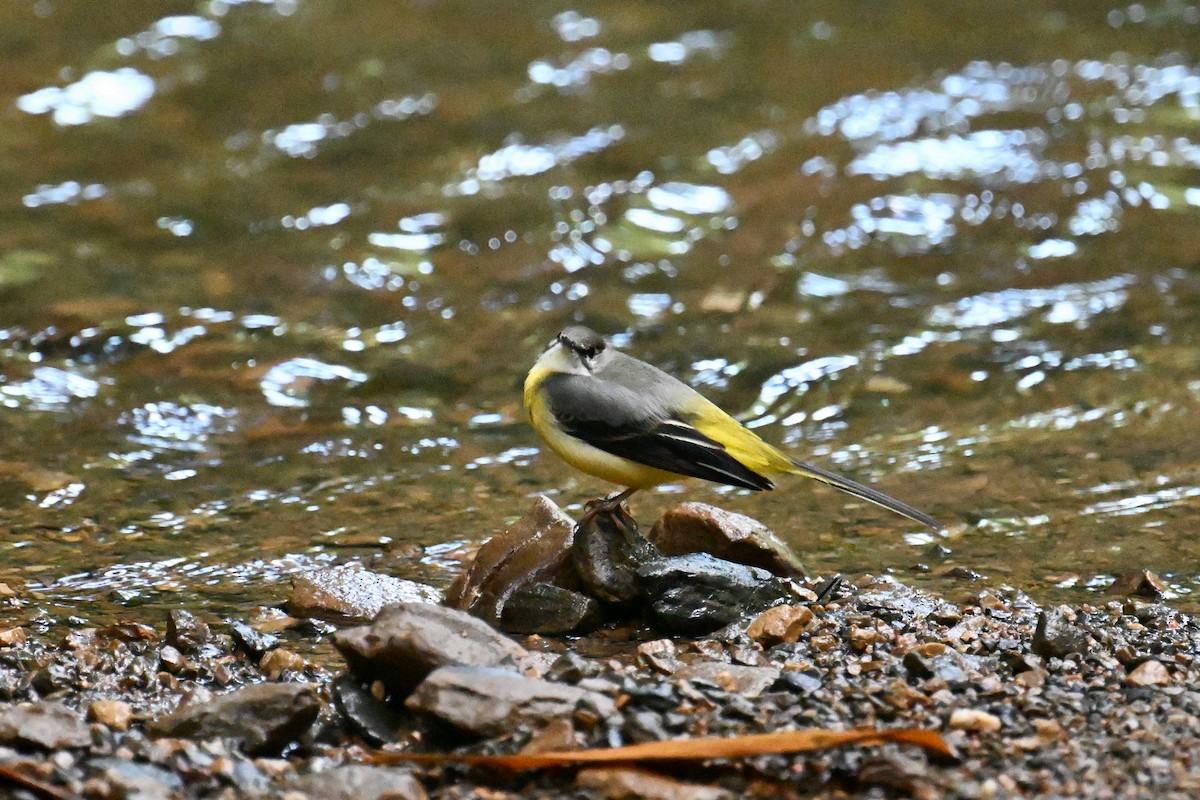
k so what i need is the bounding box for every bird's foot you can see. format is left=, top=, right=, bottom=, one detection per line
left=577, top=488, right=638, bottom=529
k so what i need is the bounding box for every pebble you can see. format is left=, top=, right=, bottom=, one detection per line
left=88, top=699, right=134, bottom=731
left=948, top=708, right=1002, bottom=733
left=674, top=662, right=781, bottom=697
left=576, top=766, right=735, bottom=800
left=1127, top=659, right=1171, bottom=687
left=290, top=765, right=426, bottom=800
left=746, top=604, right=815, bottom=646
left=1033, top=606, right=1091, bottom=658
left=147, top=683, right=320, bottom=755
left=259, top=648, right=307, bottom=679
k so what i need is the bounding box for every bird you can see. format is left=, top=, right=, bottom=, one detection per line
left=523, top=325, right=941, bottom=530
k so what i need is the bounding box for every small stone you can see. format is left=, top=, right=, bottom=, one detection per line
left=405, top=666, right=616, bottom=738
left=674, top=663, right=782, bottom=697
left=148, top=683, right=320, bottom=756
left=260, top=648, right=307, bottom=679
left=333, top=603, right=530, bottom=699
left=0, top=702, right=91, bottom=749
left=291, top=765, right=426, bottom=800
left=93, top=760, right=185, bottom=799
left=159, top=645, right=187, bottom=673
left=948, top=708, right=1001, bottom=732
left=229, top=620, right=280, bottom=660
left=1032, top=606, right=1091, bottom=659
left=88, top=700, right=133, bottom=731
left=576, top=767, right=735, bottom=800
left=166, top=609, right=211, bottom=653
left=1110, top=569, right=1168, bottom=600
left=288, top=565, right=441, bottom=625
left=249, top=606, right=302, bottom=634
left=1126, top=659, right=1171, bottom=687
left=746, top=604, right=814, bottom=646
left=854, top=578, right=962, bottom=624
left=0, top=627, right=26, bottom=647
left=650, top=503, right=804, bottom=577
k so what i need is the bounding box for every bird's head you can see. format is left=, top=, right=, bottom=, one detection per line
left=540, top=325, right=608, bottom=374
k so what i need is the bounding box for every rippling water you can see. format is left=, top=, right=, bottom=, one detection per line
left=2, top=2, right=1199, bottom=624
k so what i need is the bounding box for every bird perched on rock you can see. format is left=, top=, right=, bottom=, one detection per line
left=524, top=325, right=940, bottom=530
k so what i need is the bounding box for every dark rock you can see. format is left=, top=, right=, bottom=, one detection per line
left=445, top=494, right=577, bottom=625
left=1110, top=568, right=1168, bottom=600
left=229, top=620, right=279, bottom=659
left=853, top=577, right=963, bottom=624
left=166, top=609, right=210, bottom=653
left=405, top=666, right=617, bottom=737
left=288, top=565, right=441, bottom=625
left=331, top=675, right=403, bottom=745
left=650, top=502, right=804, bottom=577
left=291, top=765, right=426, bottom=800
left=572, top=504, right=658, bottom=604
left=0, top=701, right=91, bottom=749
left=147, top=682, right=320, bottom=755
left=637, top=553, right=802, bottom=635
left=333, top=603, right=529, bottom=699
left=674, top=662, right=782, bottom=697
left=1033, top=606, right=1091, bottom=659
left=500, top=582, right=603, bottom=634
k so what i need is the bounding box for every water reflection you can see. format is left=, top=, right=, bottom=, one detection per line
left=17, top=68, right=155, bottom=126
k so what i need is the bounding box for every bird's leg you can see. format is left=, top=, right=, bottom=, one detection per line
left=577, top=487, right=638, bottom=529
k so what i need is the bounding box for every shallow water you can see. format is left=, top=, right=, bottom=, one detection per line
left=2, top=1, right=1199, bottom=627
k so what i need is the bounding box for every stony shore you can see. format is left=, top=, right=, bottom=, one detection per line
left=2, top=501, right=1198, bottom=799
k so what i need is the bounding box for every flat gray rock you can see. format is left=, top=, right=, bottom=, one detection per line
left=147, top=682, right=319, bottom=756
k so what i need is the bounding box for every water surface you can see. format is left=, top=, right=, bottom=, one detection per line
left=2, top=1, right=1199, bottom=626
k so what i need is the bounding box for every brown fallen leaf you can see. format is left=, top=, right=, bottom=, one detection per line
left=363, top=726, right=956, bottom=770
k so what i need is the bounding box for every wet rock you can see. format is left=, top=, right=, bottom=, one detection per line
left=853, top=577, right=962, bottom=624
left=147, top=682, right=320, bottom=755
left=1110, top=568, right=1168, bottom=600
left=259, top=647, right=307, bottom=679
left=948, top=708, right=1002, bottom=732
left=88, top=699, right=133, bottom=731
left=674, top=662, right=782, bottom=697
left=291, top=765, right=426, bottom=800
left=576, top=766, right=735, bottom=800
left=333, top=602, right=529, bottom=699
left=0, top=701, right=91, bottom=748
left=446, top=495, right=578, bottom=627
left=1032, top=606, right=1091, bottom=659
left=573, top=505, right=659, bottom=604
left=1127, top=659, right=1171, bottom=687
left=650, top=502, right=804, bottom=577
left=746, top=604, right=815, bottom=646
left=637, top=553, right=801, bottom=635
left=406, top=666, right=616, bottom=738
left=332, top=675, right=403, bottom=745
left=166, top=609, right=210, bottom=653
left=229, top=620, right=279, bottom=660
left=0, top=627, right=26, bottom=647
left=500, top=582, right=603, bottom=634
left=288, top=565, right=441, bottom=625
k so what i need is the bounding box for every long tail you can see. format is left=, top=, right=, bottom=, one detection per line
left=790, top=458, right=943, bottom=531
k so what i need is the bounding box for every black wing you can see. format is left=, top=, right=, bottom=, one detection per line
left=542, top=372, right=773, bottom=491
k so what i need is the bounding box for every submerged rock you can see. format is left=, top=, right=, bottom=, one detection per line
left=406, top=665, right=616, bottom=737
left=288, top=565, right=441, bottom=625
left=147, top=683, right=320, bottom=755
left=1110, top=568, right=1167, bottom=600
left=572, top=504, right=658, bottom=604
left=650, top=502, right=804, bottom=577
left=333, top=603, right=529, bottom=699
left=445, top=494, right=578, bottom=626
left=0, top=701, right=91, bottom=749
left=637, top=553, right=802, bottom=635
